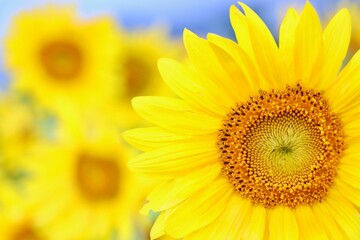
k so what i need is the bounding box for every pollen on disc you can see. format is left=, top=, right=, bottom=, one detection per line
left=217, top=84, right=345, bottom=208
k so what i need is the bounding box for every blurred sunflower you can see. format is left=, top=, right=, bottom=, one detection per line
left=124, top=2, right=360, bottom=239
left=346, top=1, right=360, bottom=53
left=104, top=26, right=185, bottom=128
left=3, top=5, right=121, bottom=114
left=0, top=93, right=42, bottom=211
left=0, top=94, right=39, bottom=158
left=0, top=207, right=46, bottom=240
left=26, top=126, right=152, bottom=240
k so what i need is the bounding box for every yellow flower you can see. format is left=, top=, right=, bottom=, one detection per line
left=120, top=26, right=184, bottom=99
left=0, top=94, right=39, bottom=159
left=4, top=5, right=121, bottom=113
left=346, top=2, right=360, bottom=53
left=105, top=26, right=185, bottom=128
left=0, top=207, right=46, bottom=240
left=123, top=2, right=360, bottom=239
left=26, top=127, right=152, bottom=240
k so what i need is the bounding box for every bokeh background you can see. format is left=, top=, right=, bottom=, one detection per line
left=0, top=0, right=358, bottom=239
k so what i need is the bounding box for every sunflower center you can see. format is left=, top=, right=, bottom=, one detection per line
left=218, top=84, right=345, bottom=208
left=12, top=225, right=41, bottom=240
left=123, top=56, right=151, bottom=98
left=40, top=41, right=82, bottom=80
left=75, top=153, right=120, bottom=201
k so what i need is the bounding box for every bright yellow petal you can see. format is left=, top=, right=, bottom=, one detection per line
left=338, top=164, right=360, bottom=189
left=229, top=5, right=255, bottom=61
left=239, top=204, right=266, bottom=240
left=164, top=178, right=232, bottom=239
left=336, top=179, right=360, bottom=207
left=141, top=164, right=220, bottom=213
left=209, top=42, right=257, bottom=102
left=132, top=96, right=221, bottom=135
left=343, top=118, right=360, bottom=141
left=342, top=143, right=360, bottom=156
left=317, top=8, right=351, bottom=89
left=326, top=50, right=360, bottom=118
left=296, top=205, right=328, bottom=240
left=158, top=58, right=228, bottom=117
left=128, top=140, right=219, bottom=179
left=323, top=188, right=360, bottom=239
left=294, top=1, right=323, bottom=87
left=151, top=209, right=175, bottom=240
left=269, top=206, right=299, bottom=240
left=279, top=8, right=299, bottom=85
left=183, top=29, right=243, bottom=105
left=239, top=2, right=287, bottom=89
left=122, top=127, right=199, bottom=152
left=184, top=193, right=244, bottom=240
left=207, top=33, right=261, bottom=93
left=312, top=201, right=345, bottom=240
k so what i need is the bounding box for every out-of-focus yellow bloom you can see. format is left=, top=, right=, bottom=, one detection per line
left=0, top=93, right=42, bottom=211
left=105, top=26, right=185, bottom=128
left=0, top=174, right=23, bottom=211
left=119, top=26, right=184, bottom=99
left=332, top=1, right=360, bottom=54
left=0, top=94, right=39, bottom=159
left=25, top=126, right=152, bottom=240
left=3, top=5, right=122, bottom=114
left=347, top=2, right=360, bottom=52
left=0, top=207, right=46, bottom=240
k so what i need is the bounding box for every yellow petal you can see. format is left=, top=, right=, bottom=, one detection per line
left=312, top=201, right=345, bottom=240
left=239, top=2, right=286, bottom=89
left=128, top=140, right=219, bottom=179
left=209, top=42, right=257, bottom=101
left=164, top=178, right=232, bottom=238
left=207, top=33, right=261, bottom=93
left=317, top=8, right=351, bottom=89
left=158, top=58, right=228, bottom=117
left=294, top=1, right=323, bottom=87
left=122, top=127, right=201, bottom=152
left=151, top=209, right=175, bottom=240
left=326, top=50, right=360, bottom=118
left=342, top=143, right=360, bottom=156
left=141, top=164, right=221, bottom=213
left=296, top=205, right=328, bottom=240
left=343, top=118, right=360, bottom=140
left=132, top=96, right=221, bottom=135
left=323, top=188, right=360, bottom=239
left=269, top=206, right=299, bottom=240
left=184, top=193, right=245, bottom=240
left=239, top=204, right=266, bottom=240
left=183, top=29, right=242, bottom=106
left=229, top=5, right=255, bottom=61
left=279, top=8, right=299, bottom=85
left=338, top=165, right=360, bottom=189
left=336, top=179, right=360, bottom=207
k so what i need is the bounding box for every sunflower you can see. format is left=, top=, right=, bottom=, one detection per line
left=119, top=26, right=184, bottom=99
left=3, top=5, right=121, bottom=114
left=0, top=93, right=43, bottom=211
left=25, top=125, right=153, bottom=240
left=0, top=94, right=40, bottom=159
left=0, top=205, right=46, bottom=240
left=123, top=2, right=360, bottom=239
left=104, top=25, right=185, bottom=128
left=347, top=1, right=360, bottom=53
